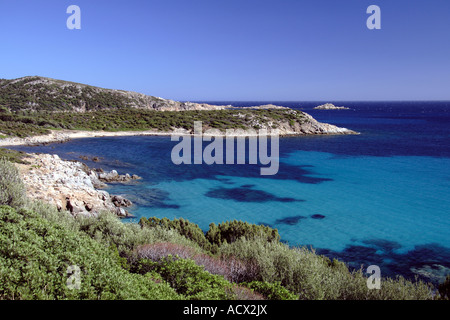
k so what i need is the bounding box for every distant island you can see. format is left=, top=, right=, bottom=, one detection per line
left=0, top=76, right=357, bottom=146
left=314, top=103, right=350, bottom=110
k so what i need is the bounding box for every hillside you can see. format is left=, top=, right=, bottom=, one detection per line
left=0, top=76, right=228, bottom=112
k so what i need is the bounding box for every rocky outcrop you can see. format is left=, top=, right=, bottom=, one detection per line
left=287, top=112, right=356, bottom=135
left=16, top=153, right=137, bottom=218
left=198, top=109, right=358, bottom=136
left=314, top=103, right=350, bottom=110
left=93, top=168, right=141, bottom=183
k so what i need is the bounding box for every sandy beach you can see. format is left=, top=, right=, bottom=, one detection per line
left=0, top=129, right=182, bottom=147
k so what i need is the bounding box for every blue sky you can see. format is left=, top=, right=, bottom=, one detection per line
left=0, top=0, right=449, bottom=101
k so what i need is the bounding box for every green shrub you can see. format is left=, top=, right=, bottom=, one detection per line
left=78, top=212, right=204, bottom=261
left=218, top=237, right=434, bottom=300
left=0, top=148, right=28, bottom=164
left=140, top=218, right=281, bottom=255
left=206, top=220, right=280, bottom=246
left=242, top=281, right=298, bottom=300
left=140, top=217, right=217, bottom=253
left=0, top=158, right=27, bottom=208
left=136, top=256, right=235, bottom=300
left=0, top=205, right=181, bottom=300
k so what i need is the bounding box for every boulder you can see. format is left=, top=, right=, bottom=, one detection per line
left=115, top=207, right=127, bottom=217
left=111, top=195, right=133, bottom=207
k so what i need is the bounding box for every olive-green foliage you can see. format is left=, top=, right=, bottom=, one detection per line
left=0, top=158, right=27, bottom=208
left=140, top=218, right=281, bottom=254
left=0, top=149, right=28, bottom=164
left=79, top=213, right=204, bottom=261
left=0, top=107, right=50, bottom=137
left=136, top=256, right=235, bottom=300
left=139, top=217, right=217, bottom=253
left=218, top=237, right=434, bottom=300
left=0, top=77, right=135, bottom=112
left=242, top=281, right=298, bottom=300
left=0, top=205, right=180, bottom=300
left=0, top=108, right=306, bottom=138
left=206, top=220, right=280, bottom=246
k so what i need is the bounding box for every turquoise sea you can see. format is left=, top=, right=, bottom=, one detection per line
left=10, top=101, right=450, bottom=284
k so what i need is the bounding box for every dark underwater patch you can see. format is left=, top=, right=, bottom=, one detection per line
left=120, top=188, right=180, bottom=209
left=275, top=215, right=307, bottom=225
left=310, top=214, right=326, bottom=219
left=316, top=241, right=450, bottom=286
left=362, top=239, right=402, bottom=253
left=205, top=187, right=303, bottom=203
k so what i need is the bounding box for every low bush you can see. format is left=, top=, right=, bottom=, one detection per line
left=218, top=237, right=434, bottom=300
left=77, top=212, right=204, bottom=263
left=0, top=158, right=27, bottom=208
left=206, top=220, right=280, bottom=246
left=136, top=242, right=199, bottom=262
left=242, top=281, right=298, bottom=300
left=136, top=256, right=235, bottom=300
left=193, top=253, right=260, bottom=283
left=0, top=205, right=181, bottom=300
left=140, top=217, right=281, bottom=254
left=135, top=242, right=259, bottom=283
left=0, top=149, right=28, bottom=164
left=140, top=217, right=217, bottom=253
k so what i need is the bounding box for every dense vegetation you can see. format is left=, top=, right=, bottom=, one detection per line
left=139, top=217, right=280, bottom=254
left=0, top=107, right=306, bottom=138
left=0, top=158, right=444, bottom=300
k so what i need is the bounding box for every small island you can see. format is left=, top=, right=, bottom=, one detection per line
left=314, top=103, right=350, bottom=110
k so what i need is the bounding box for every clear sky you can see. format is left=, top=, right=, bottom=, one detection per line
left=0, top=0, right=449, bottom=101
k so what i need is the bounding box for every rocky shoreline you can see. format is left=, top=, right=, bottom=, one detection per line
left=16, top=153, right=140, bottom=218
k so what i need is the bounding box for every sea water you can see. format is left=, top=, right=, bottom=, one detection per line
left=10, top=101, right=450, bottom=283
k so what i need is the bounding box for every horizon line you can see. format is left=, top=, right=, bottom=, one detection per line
left=186, top=99, right=450, bottom=103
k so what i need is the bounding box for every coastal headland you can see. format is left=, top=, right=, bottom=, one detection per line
left=0, top=76, right=356, bottom=148
left=0, top=76, right=357, bottom=218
